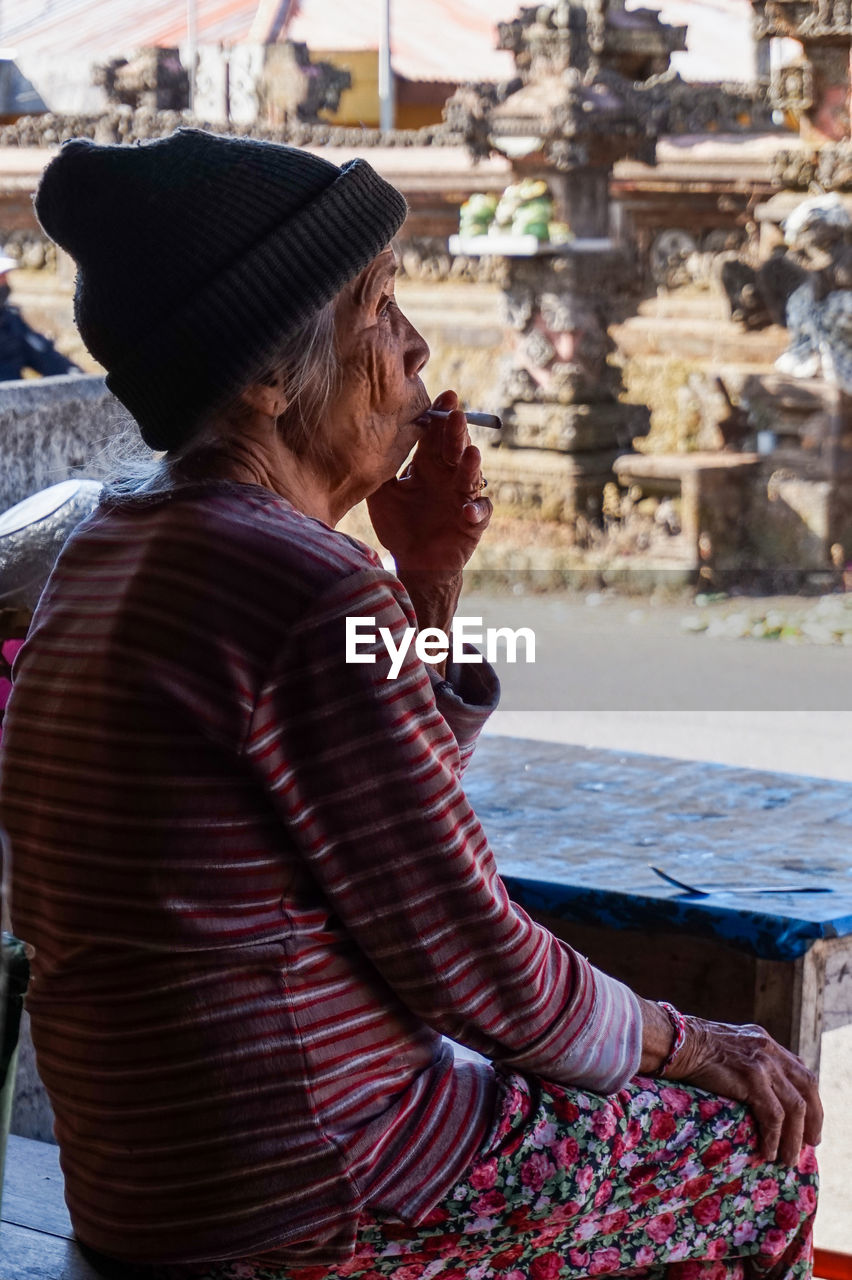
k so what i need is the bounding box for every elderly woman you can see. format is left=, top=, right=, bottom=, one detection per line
left=0, top=131, right=820, bottom=1280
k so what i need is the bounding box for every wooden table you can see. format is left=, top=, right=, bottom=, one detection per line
left=465, top=738, right=852, bottom=1075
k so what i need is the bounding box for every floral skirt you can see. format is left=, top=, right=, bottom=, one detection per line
left=118, top=1072, right=819, bottom=1280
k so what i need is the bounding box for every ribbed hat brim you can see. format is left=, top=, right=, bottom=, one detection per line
left=106, top=157, right=407, bottom=451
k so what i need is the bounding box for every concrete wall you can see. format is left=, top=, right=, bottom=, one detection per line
left=2, top=374, right=139, bottom=1142
left=0, top=374, right=138, bottom=514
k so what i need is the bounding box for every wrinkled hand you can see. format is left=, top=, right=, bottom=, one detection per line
left=367, top=389, right=492, bottom=575
left=667, top=1015, right=822, bottom=1165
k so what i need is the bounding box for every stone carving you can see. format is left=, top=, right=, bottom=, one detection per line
left=522, top=327, right=557, bottom=368
left=0, top=230, right=56, bottom=271
left=721, top=248, right=807, bottom=330
left=501, top=401, right=650, bottom=451
left=500, top=287, right=535, bottom=331
left=496, top=0, right=685, bottom=83
left=446, top=1, right=671, bottom=522
left=0, top=108, right=465, bottom=150
left=772, top=150, right=820, bottom=189
left=256, top=42, right=352, bottom=125
left=399, top=238, right=507, bottom=285
left=549, top=360, right=601, bottom=406
left=752, top=0, right=852, bottom=39
left=93, top=48, right=189, bottom=112
left=92, top=43, right=349, bottom=128
left=752, top=0, right=850, bottom=141
left=499, top=362, right=541, bottom=404
left=774, top=196, right=852, bottom=392
left=634, top=71, right=775, bottom=136
left=538, top=291, right=587, bottom=332
left=445, top=2, right=683, bottom=180
left=722, top=194, right=852, bottom=367
left=647, top=232, right=748, bottom=298
left=772, top=143, right=852, bottom=191
left=442, top=83, right=508, bottom=162
left=817, top=143, right=852, bottom=190
left=0, top=71, right=775, bottom=154
left=770, top=62, right=814, bottom=113
left=495, top=254, right=624, bottom=412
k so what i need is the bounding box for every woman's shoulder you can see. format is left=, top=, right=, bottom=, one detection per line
left=40, top=480, right=391, bottom=675
left=97, top=479, right=383, bottom=592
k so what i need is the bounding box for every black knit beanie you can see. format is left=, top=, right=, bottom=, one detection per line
left=34, top=128, right=408, bottom=451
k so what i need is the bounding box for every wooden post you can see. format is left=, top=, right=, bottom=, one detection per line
left=753, top=944, right=826, bottom=1074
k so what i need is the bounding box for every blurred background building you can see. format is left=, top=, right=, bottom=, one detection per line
left=0, top=0, right=779, bottom=129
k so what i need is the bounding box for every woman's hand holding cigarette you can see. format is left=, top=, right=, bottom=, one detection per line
left=367, top=388, right=493, bottom=592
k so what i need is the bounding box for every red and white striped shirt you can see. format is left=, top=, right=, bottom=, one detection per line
left=1, top=481, right=641, bottom=1267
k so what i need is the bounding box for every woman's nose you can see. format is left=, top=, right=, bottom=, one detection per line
left=404, top=316, right=430, bottom=378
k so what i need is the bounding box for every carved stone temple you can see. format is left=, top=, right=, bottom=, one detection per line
left=753, top=0, right=851, bottom=142
left=446, top=0, right=687, bottom=526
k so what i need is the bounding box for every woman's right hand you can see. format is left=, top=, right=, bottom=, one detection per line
left=367, top=389, right=492, bottom=578
left=639, top=999, right=822, bottom=1166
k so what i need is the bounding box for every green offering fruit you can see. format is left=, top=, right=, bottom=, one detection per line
left=495, top=179, right=555, bottom=238
left=548, top=220, right=575, bottom=244
left=514, top=196, right=553, bottom=221
left=459, top=193, right=498, bottom=237
left=517, top=178, right=549, bottom=200
left=462, top=193, right=498, bottom=219
left=516, top=220, right=550, bottom=240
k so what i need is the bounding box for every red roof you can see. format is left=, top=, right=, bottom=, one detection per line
left=2, top=0, right=265, bottom=57
left=284, top=0, right=757, bottom=85
left=3, top=0, right=518, bottom=82
left=3, top=0, right=757, bottom=86
left=284, top=0, right=518, bottom=83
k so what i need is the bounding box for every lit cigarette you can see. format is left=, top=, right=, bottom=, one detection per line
left=424, top=409, right=502, bottom=430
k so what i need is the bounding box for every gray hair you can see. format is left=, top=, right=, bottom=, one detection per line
left=103, top=299, right=341, bottom=497
left=246, top=298, right=340, bottom=467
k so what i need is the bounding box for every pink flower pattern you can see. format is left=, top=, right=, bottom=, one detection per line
left=145, top=1073, right=817, bottom=1280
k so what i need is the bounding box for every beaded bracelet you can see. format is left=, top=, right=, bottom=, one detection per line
left=657, top=1000, right=687, bottom=1076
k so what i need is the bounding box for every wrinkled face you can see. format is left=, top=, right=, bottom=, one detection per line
left=323, top=248, right=430, bottom=498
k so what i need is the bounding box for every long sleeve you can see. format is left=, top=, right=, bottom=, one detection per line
left=245, top=567, right=642, bottom=1095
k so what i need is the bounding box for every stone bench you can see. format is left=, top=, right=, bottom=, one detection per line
left=3, top=1135, right=851, bottom=1279
left=612, top=450, right=761, bottom=572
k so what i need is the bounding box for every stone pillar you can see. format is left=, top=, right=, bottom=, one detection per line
left=493, top=243, right=649, bottom=521
left=547, top=169, right=610, bottom=238
left=445, top=0, right=687, bottom=527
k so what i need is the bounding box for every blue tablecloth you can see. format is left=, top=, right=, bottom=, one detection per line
left=464, top=738, right=852, bottom=962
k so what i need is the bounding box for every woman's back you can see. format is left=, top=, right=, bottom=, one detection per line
left=1, top=482, right=496, bottom=1265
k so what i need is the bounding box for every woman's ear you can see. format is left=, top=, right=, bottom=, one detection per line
left=242, top=381, right=287, bottom=419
